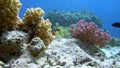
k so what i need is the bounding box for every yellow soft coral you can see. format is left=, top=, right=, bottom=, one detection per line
left=34, top=19, right=53, bottom=46
left=0, top=0, right=22, bottom=32
left=23, top=8, right=44, bottom=26
left=22, top=8, right=53, bottom=46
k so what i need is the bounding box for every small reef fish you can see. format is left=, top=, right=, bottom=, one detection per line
left=112, top=22, right=120, bottom=28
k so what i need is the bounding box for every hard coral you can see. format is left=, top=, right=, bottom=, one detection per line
left=70, top=20, right=111, bottom=47
left=0, top=0, right=22, bottom=32
left=22, top=8, right=53, bottom=46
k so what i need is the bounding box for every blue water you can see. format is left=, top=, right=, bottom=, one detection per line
left=20, top=0, right=120, bottom=38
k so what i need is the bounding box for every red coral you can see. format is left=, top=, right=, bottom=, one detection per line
left=70, top=20, right=111, bottom=47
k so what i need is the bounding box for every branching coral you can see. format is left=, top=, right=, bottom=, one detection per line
left=70, top=20, right=111, bottom=47
left=0, top=0, right=22, bottom=32
left=22, top=8, right=53, bottom=46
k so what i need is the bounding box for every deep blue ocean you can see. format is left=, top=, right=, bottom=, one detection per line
left=20, top=0, right=120, bottom=38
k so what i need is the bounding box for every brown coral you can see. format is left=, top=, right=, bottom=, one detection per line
left=0, top=0, right=22, bottom=32
left=22, top=8, right=53, bottom=46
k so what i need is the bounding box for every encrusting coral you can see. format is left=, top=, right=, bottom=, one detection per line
left=22, top=8, right=53, bottom=46
left=0, top=0, right=22, bottom=32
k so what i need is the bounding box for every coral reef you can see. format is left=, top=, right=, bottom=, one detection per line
left=0, top=0, right=22, bottom=32
left=0, top=0, right=120, bottom=68
left=45, top=9, right=102, bottom=28
left=70, top=20, right=111, bottom=47
left=0, top=0, right=53, bottom=46
left=53, top=23, right=70, bottom=38
left=21, top=8, right=53, bottom=46
left=0, top=0, right=53, bottom=63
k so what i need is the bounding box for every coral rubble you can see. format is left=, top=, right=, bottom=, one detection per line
left=70, top=20, right=111, bottom=47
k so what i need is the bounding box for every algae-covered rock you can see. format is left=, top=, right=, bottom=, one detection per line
left=0, top=31, right=28, bottom=62
left=27, top=37, right=46, bottom=57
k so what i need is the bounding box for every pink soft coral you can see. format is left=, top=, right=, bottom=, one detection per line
left=70, top=20, right=111, bottom=47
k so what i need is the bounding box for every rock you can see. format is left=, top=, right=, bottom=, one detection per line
left=101, top=45, right=120, bottom=58
left=27, top=37, right=46, bottom=57
left=0, top=61, right=4, bottom=68
left=2, top=37, right=120, bottom=68
left=9, top=58, right=38, bottom=68
left=36, top=38, right=102, bottom=68
left=0, top=31, right=28, bottom=63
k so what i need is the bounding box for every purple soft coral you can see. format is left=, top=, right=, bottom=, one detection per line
left=70, top=20, right=111, bottom=47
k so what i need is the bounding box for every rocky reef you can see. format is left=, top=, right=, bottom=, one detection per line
left=45, top=9, right=102, bottom=28
left=1, top=36, right=120, bottom=68
left=0, top=31, right=28, bottom=62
